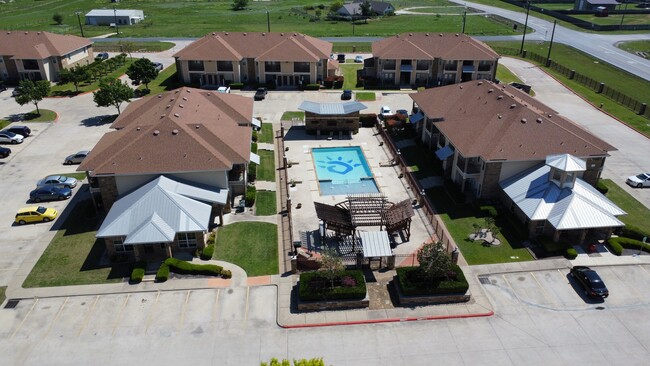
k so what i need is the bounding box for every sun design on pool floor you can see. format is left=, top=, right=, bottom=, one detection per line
left=317, top=156, right=362, bottom=175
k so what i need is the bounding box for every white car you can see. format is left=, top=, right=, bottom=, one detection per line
left=379, top=106, right=393, bottom=119
left=626, top=173, right=650, bottom=188
left=354, top=55, right=364, bottom=63
left=37, top=175, right=78, bottom=189
left=217, top=86, right=231, bottom=93
left=0, top=130, right=24, bottom=144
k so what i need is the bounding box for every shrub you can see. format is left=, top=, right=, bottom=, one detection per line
left=221, top=269, right=232, bottom=278
left=156, top=263, right=170, bottom=282
left=130, top=263, right=145, bottom=283
left=206, top=231, right=216, bottom=245
left=540, top=237, right=568, bottom=254
left=164, top=257, right=222, bottom=276
left=246, top=185, right=256, bottom=206
left=479, top=204, right=498, bottom=218
left=299, top=269, right=366, bottom=301
left=251, top=142, right=258, bottom=154
left=304, top=83, right=321, bottom=90
left=396, top=265, right=469, bottom=296
left=201, top=244, right=215, bottom=260
left=596, top=180, right=609, bottom=194
left=359, top=113, right=378, bottom=127
left=229, top=82, right=244, bottom=90
left=608, top=236, right=650, bottom=256
left=565, top=248, right=578, bottom=259
left=620, top=225, right=650, bottom=241
left=252, top=130, right=258, bottom=142
left=247, top=163, right=257, bottom=182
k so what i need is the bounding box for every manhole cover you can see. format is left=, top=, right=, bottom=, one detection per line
left=478, top=276, right=491, bottom=285
left=4, top=300, right=19, bottom=309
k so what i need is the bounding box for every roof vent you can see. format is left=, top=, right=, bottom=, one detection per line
left=207, top=92, right=211, bottom=96
left=439, top=33, right=443, bottom=36
left=160, top=114, right=165, bottom=119
left=521, top=118, right=527, bottom=123
left=172, top=129, right=179, bottom=135
left=158, top=94, right=162, bottom=98
left=166, top=105, right=171, bottom=109
left=293, top=33, right=297, bottom=36
left=488, top=88, right=494, bottom=93
left=280, top=33, right=284, bottom=36
left=455, top=33, right=459, bottom=36
left=510, top=104, right=516, bottom=109
left=262, top=33, right=266, bottom=36
left=182, top=97, right=187, bottom=101
left=179, top=104, right=184, bottom=108
left=497, top=95, right=503, bottom=100
left=425, top=33, right=429, bottom=36
left=560, top=142, right=564, bottom=145
left=409, top=33, right=412, bottom=36
left=174, top=113, right=180, bottom=117
left=24, top=31, right=28, bottom=35
left=536, top=118, right=543, bottom=123
left=153, top=130, right=160, bottom=136
left=548, top=114, right=552, bottom=118
left=225, top=32, right=229, bottom=36
left=195, top=125, right=200, bottom=129
left=212, top=32, right=216, bottom=36
left=37, top=32, right=41, bottom=35
left=497, top=114, right=502, bottom=119
left=136, top=127, right=141, bottom=131
left=243, top=32, right=247, bottom=36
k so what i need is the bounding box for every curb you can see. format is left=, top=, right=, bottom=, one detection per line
left=279, top=310, right=494, bottom=329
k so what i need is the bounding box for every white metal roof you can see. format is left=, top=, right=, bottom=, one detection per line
left=97, top=176, right=227, bottom=244
left=501, top=164, right=626, bottom=230
left=86, top=9, right=143, bottom=17
left=298, top=101, right=367, bottom=115
left=251, top=118, right=261, bottom=128
left=546, top=154, right=586, bottom=172
left=359, top=231, right=392, bottom=257
left=250, top=151, right=260, bottom=165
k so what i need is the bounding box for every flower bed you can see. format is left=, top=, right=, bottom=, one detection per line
left=298, top=269, right=368, bottom=311
left=394, top=265, right=470, bottom=305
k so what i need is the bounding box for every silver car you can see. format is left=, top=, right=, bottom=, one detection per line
left=0, top=130, right=24, bottom=144
left=626, top=173, right=650, bottom=188
left=37, top=175, right=78, bottom=189
left=64, top=150, right=90, bottom=165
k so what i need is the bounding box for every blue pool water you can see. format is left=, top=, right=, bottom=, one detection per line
left=312, top=147, right=379, bottom=196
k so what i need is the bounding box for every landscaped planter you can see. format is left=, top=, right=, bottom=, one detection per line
left=393, top=278, right=470, bottom=306
left=394, top=266, right=471, bottom=306
left=297, top=269, right=369, bottom=311
left=297, top=293, right=370, bottom=311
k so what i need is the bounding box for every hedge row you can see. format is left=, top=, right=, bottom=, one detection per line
left=396, top=265, right=469, bottom=296
left=609, top=237, right=650, bottom=256
left=156, top=263, right=170, bottom=282
left=130, top=261, right=146, bottom=283
left=299, top=269, right=366, bottom=301
left=359, top=113, right=378, bottom=127
left=246, top=185, right=256, bottom=206
left=304, top=84, right=321, bottom=90
left=620, top=225, right=650, bottom=242
left=596, top=180, right=609, bottom=194
left=200, top=244, right=215, bottom=260
left=155, top=258, right=230, bottom=282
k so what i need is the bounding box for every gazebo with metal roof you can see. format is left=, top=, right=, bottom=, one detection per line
left=298, top=100, right=367, bottom=137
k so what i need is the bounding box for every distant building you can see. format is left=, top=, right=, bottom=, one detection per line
left=85, top=9, right=144, bottom=26
left=337, top=1, right=395, bottom=16
left=574, top=0, right=620, bottom=11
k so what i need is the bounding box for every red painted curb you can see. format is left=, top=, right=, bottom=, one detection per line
left=280, top=310, right=494, bottom=329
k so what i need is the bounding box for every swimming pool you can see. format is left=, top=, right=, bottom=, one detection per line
left=312, top=147, right=379, bottom=196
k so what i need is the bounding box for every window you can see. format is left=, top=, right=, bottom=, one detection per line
left=216, top=61, right=233, bottom=71
left=382, top=73, right=395, bottom=84
left=264, top=61, right=281, bottom=73
left=382, top=59, right=396, bottom=70
left=552, top=169, right=562, bottom=181
left=113, top=237, right=134, bottom=252
left=478, top=60, right=492, bottom=72
left=22, top=59, right=39, bottom=70
left=416, top=60, right=430, bottom=70
left=294, top=62, right=310, bottom=73
left=177, top=233, right=197, bottom=248
left=188, top=60, right=204, bottom=72
left=443, top=60, right=457, bottom=71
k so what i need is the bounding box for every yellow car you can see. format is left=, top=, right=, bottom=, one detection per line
left=15, top=206, right=58, bottom=225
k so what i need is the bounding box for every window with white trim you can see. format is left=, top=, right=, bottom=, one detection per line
left=113, top=237, right=133, bottom=252
left=177, top=232, right=197, bottom=248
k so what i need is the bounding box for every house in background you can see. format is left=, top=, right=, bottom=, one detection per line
left=78, top=87, right=257, bottom=261
left=0, top=31, right=93, bottom=84
left=574, top=0, right=619, bottom=11
left=85, top=9, right=145, bottom=26
left=365, top=33, right=499, bottom=88
left=337, top=1, right=395, bottom=16
left=173, top=32, right=333, bottom=88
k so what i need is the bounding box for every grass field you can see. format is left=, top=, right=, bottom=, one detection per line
left=355, top=92, right=376, bottom=101
left=50, top=58, right=135, bottom=96
left=280, top=111, right=305, bottom=122
left=214, top=222, right=278, bottom=276
left=600, top=179, right=650, bottom=233
left=257, top=150, right=276, bottom=182
left=617, top=40, right=650, bottom=59
left=0, top=0, right=524, bottom=38
left=341, top=63, right=363, bottom=90
left=93, top=41, right=175, bottom=53
left=570, top=14, right=650, bottom=26
left=255, top=190, right=277, bottom=216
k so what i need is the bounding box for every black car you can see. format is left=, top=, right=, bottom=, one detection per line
left=337, top=54, right=346, bottom=63
left=5, top=125, right=31, bottom=138
left=0, top=146, right=10, bottom=159
left=570, top=266, right=609, bottom=299
left=254, top=87, right=268, bottom=101
left=341, top=89, right=352, bottom=100
left=95, top=52, right=109, bottom=61
left=29, top=186, right=72, bottom=202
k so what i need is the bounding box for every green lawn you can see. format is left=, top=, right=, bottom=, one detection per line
left=280, top=111, right=304, bottom=122
left=600, top=179, right=650, bottom=233
left=355, top=92, right=376, bottom=101
left=618, top=40, right=650, bottom=59
left=50, top=58, right=135, bottom=96
left=570, top=14, right=650, bottom=26
left=214, top=222, right=278, bottom=276
left=20, top=109, right=57, bottom=122
left=340, top=63, right=363, bottom=90
left=255, top=190, right=277, bottom=216
left=93, top=41, right=175, bottom=53
left=259, top=123, right=274, bottom=144
left=137, top=64, right=184, bottom=95
left=257, top=150, right=276, bottom=182
left=496, top=64, right=524, bottom=85
left=0, top=120, right=9, bottom=129
left=332, top=42, right=372, bottom=53
left=23, top=200, right=130, bottom=288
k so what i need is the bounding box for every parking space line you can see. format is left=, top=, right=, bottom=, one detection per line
left=178, top=290, right=191, bottom=331
left=44, top=297, right=68, bottom=338
left=11, top=299, right=38, bottom=339
left=638, top=265, right=649, bottom=274
left=144, top=291, right=161, bottom=335
left=212, top=289, right=221, bottom=322
left=245, top=287, right=250, bottom=323
left=530, top=272, right=557, bottom=306
left=501, top=275, right=521, bottom=302
left=112, top=294, right=130, bottom=337
left=77, top=295, right=99, bottom=337
left=611, top=266, right=645, bottom=299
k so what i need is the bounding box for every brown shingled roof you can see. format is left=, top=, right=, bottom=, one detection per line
left=0, top=30, right=91, bottom=59
left=173, top=32, right=332, bottom=62
left=372, top=33, right=499, bottom=61
left=79, top=87, right=253, bottom=175
left=410, top=81, right=615, bottom=161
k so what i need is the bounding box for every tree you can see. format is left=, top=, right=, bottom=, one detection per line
left=318, top=248, right=344, bottom=289
left=126, top=58, right=159, bottom=90
left=417, top=241, right=452, bottom=280
left=58, top=65, right=90, bottom=92
left=15, top=80, right=51, bottom=115
left=329, top=1, right=343, bottom=14
left=52, top=13, right=63, bottom=25
left=232, top=0, right=248, bottom=11
left=118, top=41, right=136, bottom=60
left=93, top=79, right=134, bottom=114
left=359, top=1, right=372, bottom=16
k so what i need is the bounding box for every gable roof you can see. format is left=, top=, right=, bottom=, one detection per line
left=173, top=32, right=332, bottom=62
left=546, top=154, right=586, bottom=172
left=501, top=163, right=625, bottom=230
left=372, top=33, right=499, bottom=61
left=410, top=81, right=615, bottom=161
left=0, top=31, right=91, bottom=59
left=97, top=175, right=225, bottom=243
left=78, top=87, right=253, bottom=175
left=85, top=9, right=143, bottom=17
left=298, top=101, right=367, bottom=115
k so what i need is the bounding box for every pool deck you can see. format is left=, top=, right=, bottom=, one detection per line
left=283, top=126, right=436, bottom=259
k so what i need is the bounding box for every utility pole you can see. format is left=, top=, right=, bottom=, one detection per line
left=546, top=20, right=557, bottom=66
left=519, top=1, right=530, bottom=55
left=462, top=10, right=467, bottom=34
left=267, top=10, right=270, bottom=32
left=113, top=7, right=119, bottom=35
left=619, top=1, right=628, bottom=27
left=75, top=11, right=84, bottom=37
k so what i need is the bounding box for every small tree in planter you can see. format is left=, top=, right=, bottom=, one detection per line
left=417, top=241, right=453, bottom=280
left=318, top=248, right=345, bottom=289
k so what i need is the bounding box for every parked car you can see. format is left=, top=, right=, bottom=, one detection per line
left=37, top=175, right=78, bottom=189
left=396, top=109, right=409, bottom=117
left=217, top=86, right=231, bottom=94
left=5, top=125, right=31, bottom=138
left=626, top=173, right=650, bottom=188
left=64, top=150, right=90, bottom=165
left=153, top=62, right=163, bottom=71
left=570, top=266, right=609, bottom=299
left=341, top=89, right=352, bottom=100
left=95, top=52, right=109, bottom=61
left=29, top=186, right=72, bottom=202
left=254, top=87, right=268, bottom=101
left=379, top=106, right=393, bottom=119
left=354, top=55, right=364, bottom=63
left=0, top=130, right=24, bottom=144
left=337, top=54, right=346, bottom=63
left=11, top=88, right=21, bottom=97
left=0, top=146, right=10, bottom=159
left=15, top=206, right=58, bottom=225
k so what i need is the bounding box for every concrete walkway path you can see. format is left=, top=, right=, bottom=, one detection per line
left=255, top=180, right=277, bottom=191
